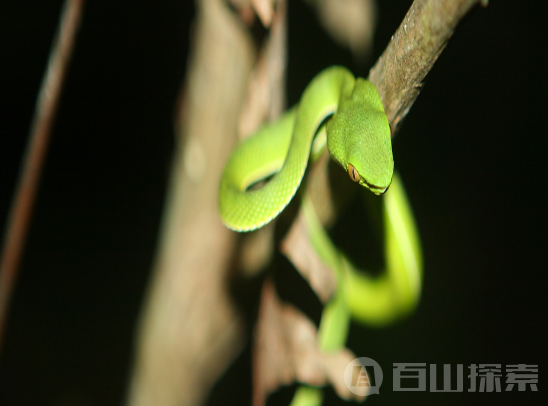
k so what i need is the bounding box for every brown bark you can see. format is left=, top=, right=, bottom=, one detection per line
left=126, top=0, right=287, bottom=405
left=126, top=2, right=254, bottom=405
left=370, top=0, right=487, bottom=133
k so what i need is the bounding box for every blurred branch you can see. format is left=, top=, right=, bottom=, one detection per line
left=126, top=2, right=251, bottom=404
left=252, top=279, right=360, bottom=406
left=126, top=0, right=287, bottom=405
left=306, top=0, right=377, bottom=61
left=0, top=0, right=85, bottom=354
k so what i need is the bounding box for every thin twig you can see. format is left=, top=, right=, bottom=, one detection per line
left=0, top=0, right=86, bottom=353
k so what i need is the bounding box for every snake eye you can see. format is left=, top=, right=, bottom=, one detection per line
left=347, top=163, right=360, bottom=182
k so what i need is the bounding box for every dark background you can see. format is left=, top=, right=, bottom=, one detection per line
left=0, top=1, right=545, bottom=405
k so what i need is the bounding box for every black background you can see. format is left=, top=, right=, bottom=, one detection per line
left=0, top=1, right=546, bottom=405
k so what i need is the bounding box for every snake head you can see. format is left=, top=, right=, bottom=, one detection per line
left=327, top=79, right=394, bottom=195
left=346, top=125, right=394, bottom=195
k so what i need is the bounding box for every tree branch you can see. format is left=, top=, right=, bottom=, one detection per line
left=370, top=0, right=487, bottom=133
left=0, top=0, right=85, bottom=354
left=126, top=0, right=288, bottom=404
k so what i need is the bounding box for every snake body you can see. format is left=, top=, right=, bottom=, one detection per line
left=219, top=66, right=393, bottom=231
left=219, top=66, right=423, bottom=406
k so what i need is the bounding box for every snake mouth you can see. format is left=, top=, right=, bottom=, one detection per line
left=360, top=178, right=391, bottom=195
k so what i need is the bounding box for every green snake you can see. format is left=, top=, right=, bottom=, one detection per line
left=219, top=66, right=422, bottom=404
left=219, top=66, right=393, bottom=231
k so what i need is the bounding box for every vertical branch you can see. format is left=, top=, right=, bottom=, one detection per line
left=128, top=0, right=288, bottom=404
left=126, top=1, right=256, bottom=405
left=0, top=0, right=86, bottom=353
